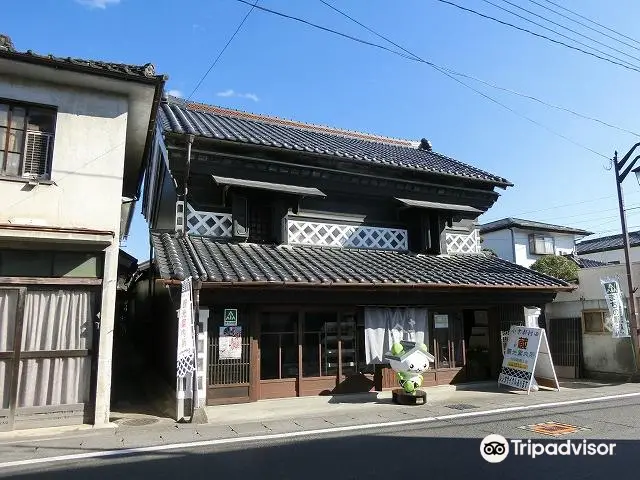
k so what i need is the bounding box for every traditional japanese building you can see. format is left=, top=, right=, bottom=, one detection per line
left=132, top=94, right=572, bottom=409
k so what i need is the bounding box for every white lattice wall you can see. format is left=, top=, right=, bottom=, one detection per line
left=287, top=219, right=408, bottom=251
left=446, top=229, right=481, bottom=254
left=186, top=203, right=232, bottom=237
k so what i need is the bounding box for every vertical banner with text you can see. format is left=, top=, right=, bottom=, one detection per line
left=601, top=277, right=631, bottom=338
left=177, top=276, right=196, bottom=378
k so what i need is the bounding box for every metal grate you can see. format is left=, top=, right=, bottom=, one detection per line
left=22, top=131, right=53, bottom=178
left=117, top=417, right=160, bottom=427
left=287, top=220, right=408, bottom=251
left=548, top=317, right=582, bottom=371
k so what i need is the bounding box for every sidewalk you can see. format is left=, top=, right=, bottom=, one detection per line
left=0, top=380, right=638, bottom=466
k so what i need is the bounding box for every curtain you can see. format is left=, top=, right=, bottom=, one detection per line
left=17, top=289, right=94, bottom=408
left=364, top=308, right=428, bottom=364
left=0, top=290, right=18, bottom=409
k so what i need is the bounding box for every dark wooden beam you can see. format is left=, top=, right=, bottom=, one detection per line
left=0, top=277, right=102, bottom=286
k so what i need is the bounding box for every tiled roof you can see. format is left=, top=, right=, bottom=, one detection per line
left=562, top=254, right=608, bottom=268
left=150, top=232, right=571, bottom=290
left=479, top=217, right=593, bottom=236
left=576, top=231, right=640, bottom=255
left=0, top=34, right=165, bottom=83
left=158, top=97, right=511, bottom=186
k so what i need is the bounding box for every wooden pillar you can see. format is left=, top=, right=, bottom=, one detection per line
left=297, top=311, right=303, bottom=397
left=488, top=307, right=501, bottom=379
left=249, top=307, right=260, bottom=402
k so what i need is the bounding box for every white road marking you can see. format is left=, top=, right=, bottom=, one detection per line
left=1, top=390, right=639, bottom=469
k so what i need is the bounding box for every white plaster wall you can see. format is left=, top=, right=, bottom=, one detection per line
left=0, top=76, right=128, bottom=233
left=480, top=229, right=514, bottom=262
left=513, top=230, right=577, bottom=268
left=579, top=246, right=640, bottom=265
left=546, top=263, right=640, bottom=376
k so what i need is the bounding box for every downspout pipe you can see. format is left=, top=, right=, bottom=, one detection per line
left=183, top=134, right=195, bottom=200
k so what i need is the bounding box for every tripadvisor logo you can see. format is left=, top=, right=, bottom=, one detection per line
left=480, top=435, right=616, bottom=462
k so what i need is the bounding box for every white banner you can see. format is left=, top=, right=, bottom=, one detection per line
left=177, top=277, right=196, bottom=378
left=601, top=277, right=631, bottom=338
left=498, top=326, right=559, bottom=394
left=219, top=326, right=242, bottom=360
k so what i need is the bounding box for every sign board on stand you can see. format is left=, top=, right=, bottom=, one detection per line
left=498, top=326, right=560, bottom=394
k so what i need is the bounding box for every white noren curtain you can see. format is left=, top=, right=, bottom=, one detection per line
left=364, top=307, right=428, bottom=364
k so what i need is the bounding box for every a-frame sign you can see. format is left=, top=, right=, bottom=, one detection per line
left=498, top=326, right=560, bottom=394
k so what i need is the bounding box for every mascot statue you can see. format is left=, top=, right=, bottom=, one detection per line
left=383, top=340, right=435, bottom=405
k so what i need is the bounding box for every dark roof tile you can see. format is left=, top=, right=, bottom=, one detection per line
left=158, top=97, right=510, bottom=186
left=151, top=232, right=570, bottom=289
left=480, top=217, right=593, bottom=236
left=576, top=231, right=640, bottom=254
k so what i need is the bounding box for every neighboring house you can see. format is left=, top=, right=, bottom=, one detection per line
left=0, top=34, right=165, bottom=430
left=576, top=230, right=640, bottom=265
left=546, top=262, right=638, bottom=379
left=479, top=217, right=593, bottom=268
left=131, top=95, right=570, bottom=416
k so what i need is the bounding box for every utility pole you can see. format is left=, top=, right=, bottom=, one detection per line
left=612, top=144, right=640, bottom=376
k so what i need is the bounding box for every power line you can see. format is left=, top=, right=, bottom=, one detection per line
left=187, top=0, right=259, bottom=100
left=538, top=0, right=640, bottom=47
left=481, top=0, right=640, bottom=70
left=312, top=0, right=609, bottom=159
left=231, top=0, right=639, bottom=141
left=480, top=191, right=640, bottom=220
left=494, top=0, right=640, bottom=64
left=433, top=0, right=640, bottom=74
left=528, top=0, right=640, bottom=53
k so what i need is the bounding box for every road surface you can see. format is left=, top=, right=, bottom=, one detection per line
left=1, top=395, right=639, bottom=479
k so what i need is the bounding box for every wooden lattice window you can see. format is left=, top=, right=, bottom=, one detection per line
left=248, top=203, right=273, bottom=244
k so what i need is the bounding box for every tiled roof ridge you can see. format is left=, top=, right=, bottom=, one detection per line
left=578, top=229, right=640, bottom=245
left=175, top=97, right=417, bottom=147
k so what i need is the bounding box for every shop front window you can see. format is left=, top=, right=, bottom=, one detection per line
left=432, top=312, right=465, bottom=368
left=260, top=312, right=298, bottom=380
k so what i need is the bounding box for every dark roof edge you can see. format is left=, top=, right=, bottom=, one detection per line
left=164, top=131, right=513, bottom=190
left=0, top=50, right=168, bottom=85
left=157, top=278, right=574, bottom=291
left=479, top=219, right=592, bottom=235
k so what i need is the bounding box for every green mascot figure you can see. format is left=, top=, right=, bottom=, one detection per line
left=384, top=341, right=435, bottom=396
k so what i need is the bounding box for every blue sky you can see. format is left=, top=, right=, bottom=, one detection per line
left=5, top=0, right=640, bottom=261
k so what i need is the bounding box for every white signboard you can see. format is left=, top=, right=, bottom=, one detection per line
left=601, top=278, right=631, bottom=338
left=176, top=277, right=196, bottom=378
left=434, top=314, right=449, bottom=329
left=219, top=326, right=242, bottom=360
left=498, top=326, right=559, bottom=394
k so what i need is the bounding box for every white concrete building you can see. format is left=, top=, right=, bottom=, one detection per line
left=0, top=34, right=165, bottom=430
left=546, top=263, right=638, bottom=379
left=577, top=231, right=640, bottom=265
left=479, top=217, right=592, bottom=268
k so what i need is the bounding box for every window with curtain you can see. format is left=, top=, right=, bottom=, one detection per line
left=528, top=234, right=555, bottom=255
left=16, top=289, right=94, bottom=408
left=0, top=289, right=18, bottom=410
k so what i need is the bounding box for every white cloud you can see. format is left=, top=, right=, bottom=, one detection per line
left=216, top=89, right=259, bottom=102
left=76, top=0, right=121, bottom=9
left=167, top=89, right=183, bottom=98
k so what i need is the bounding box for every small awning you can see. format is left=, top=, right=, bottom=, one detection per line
left=212, top=175, right=326, bottom=197
left=394, top=197, right=483, bottom=214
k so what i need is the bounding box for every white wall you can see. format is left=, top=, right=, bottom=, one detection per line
left=0, top=76, right=128, bottom=233
left=513, top=229, right=577, bottom=268
left=546, top=263, right=639, bottom=376
left=480, top=229, right=514, bottom=262
left=580, top=246, right=640, bottom=265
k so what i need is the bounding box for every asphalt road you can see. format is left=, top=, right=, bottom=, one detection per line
left=2, top=395, right=640, bottom=480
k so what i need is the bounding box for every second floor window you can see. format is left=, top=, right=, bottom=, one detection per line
left=528, top=233, right=555, bottom=255
left=0, top=102, right=56, bottom=179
